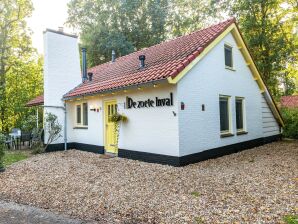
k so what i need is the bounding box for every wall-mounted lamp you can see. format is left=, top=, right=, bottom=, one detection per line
left=153, top=84, right=158, bottom=88
left=181, top=102, right=185, bottom=110
left=90, top=105, right=96, bottom=111
left=90, top=105, right=101, bottom=112
left=172, top=111, right=176, bottom=116
left=137, top=87, right=142, bottom=91
left=202, top=104, right=205, bottom=111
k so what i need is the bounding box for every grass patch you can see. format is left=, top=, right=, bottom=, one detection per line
left=3, top=150, right=32, bottom=166
left=283, top=215, right=298, bottom=224
left=191, top=191, right=201, bottom=197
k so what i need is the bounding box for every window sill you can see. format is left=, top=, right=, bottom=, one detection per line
left=237, top=131, right=248, bottom=135
left=225, top=66, right=236, bottom=71
left=220, top=132, right=234, bottom=138
left=73, top=126, right=88, bottom=129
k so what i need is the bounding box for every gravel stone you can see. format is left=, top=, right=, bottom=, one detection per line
left=0, top=141, right=297, bottom=223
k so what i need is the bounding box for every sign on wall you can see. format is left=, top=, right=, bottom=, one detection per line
left=126, top=93, right=173, bottom=109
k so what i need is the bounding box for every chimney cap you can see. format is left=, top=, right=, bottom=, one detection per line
left=139, top=55, right=146, bottom=60
left=139, top=54, right=146, bottom=68
left=87, top=72, right=93, bottom=81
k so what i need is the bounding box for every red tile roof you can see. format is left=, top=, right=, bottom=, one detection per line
left=280, top=95, right=298, bottom=108
left=64, top=18, right=236, bottom=99
left=26, top=94, right=44, bottom=107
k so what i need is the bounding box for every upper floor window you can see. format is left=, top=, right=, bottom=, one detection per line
left=224, top=44, right=233, bottom=69
left=76, top=102, right=88, bottom=127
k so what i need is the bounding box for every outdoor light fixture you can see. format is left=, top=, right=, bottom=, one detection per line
left=137, top=87, right=142, bottom=90
left=181, top=102, right=185, bottom=110
left=90, top=105, right=96, bottom=111
left=153, top=84, right=158, bottom=88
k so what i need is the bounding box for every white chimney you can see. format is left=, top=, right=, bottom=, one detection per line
left=43, top=29, right=82, bottom=145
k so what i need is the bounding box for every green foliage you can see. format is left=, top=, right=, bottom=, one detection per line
left=0, top=133, right=6, bottom=168
left=3, top=150, right=29, bottom=166
left=44, top=113, right=62, bottom=151
left=109, top=113, right=128, bottom=123
left=190, top=191, right=201, bottom=197
left=0, top=0, right=43, bottom=133
left=67, top=0, right=216, bottom=66
left=21, top=114, right=38, bottom=132
left=283, top=214, right=298, bottom=224
left=32, top=141, right=44, bottom=155
left=108, top=113, right=127, bottom=150
left=281, top=108, right=298, bottom=139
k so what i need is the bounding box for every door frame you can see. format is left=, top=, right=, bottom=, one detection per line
left=104, top=99, right=117, bottom=153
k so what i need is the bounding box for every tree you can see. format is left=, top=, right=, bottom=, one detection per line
left=0, top=0, right=43, bottom=132
left=212, top=0, right=298, bottom=97
left=67, top=0, right=215, bottom=66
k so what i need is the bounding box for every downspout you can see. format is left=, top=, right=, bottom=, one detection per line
left=42, top=104, right=67, bottom=151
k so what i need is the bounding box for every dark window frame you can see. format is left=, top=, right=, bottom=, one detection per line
left=219, top=95, right=232, bottom=134
left=224, top=44, right=233, bottom=69
left=235, top=97, right=245, bottom=132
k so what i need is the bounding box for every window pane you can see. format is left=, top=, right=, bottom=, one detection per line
left=83, top=103, right=88, bottom=126
left=236, top=99, right=243, bottom=130
left=76, top=105, right=81, bottom=124
left=225, top=46, right=233, bottom=67
left=220, top=97, right=229, bottom=132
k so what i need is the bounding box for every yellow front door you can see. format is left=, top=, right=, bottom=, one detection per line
left=104, top=100, right=118, bottom=153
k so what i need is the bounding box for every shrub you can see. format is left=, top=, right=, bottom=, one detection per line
left=281, top=108, right=298, bottom=139
left=32, top=141, right=44, bottom=155
left=44, top=112, right=62, bottom=151
left=0, top=134, right=6, bottom=169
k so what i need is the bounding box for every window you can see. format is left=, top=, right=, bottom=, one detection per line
left=236, top=98, right=245, bottom=132
left=224, top=44, right=233, bottom=68
left=83, top=103, right=88, bottom=126
left=76, top=102, right=88, bottom=127
left=76, top=105, right=81, bottom=124
left=219, top=96, right=231, bottom=134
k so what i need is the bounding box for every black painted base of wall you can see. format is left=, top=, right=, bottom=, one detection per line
left=118, top=134, right=282, bottom=167
left=45, top=134, right=281, bottom=167
left=46, top=142, right=104, bottom=154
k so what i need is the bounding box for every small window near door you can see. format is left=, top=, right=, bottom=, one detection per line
left=219, top=96, right=232, bottom=135
left=224, top=44, right=233, bottom=69
left=236, top=97, right=245, bottom=132
left=75, top=102, right=88, bottom=127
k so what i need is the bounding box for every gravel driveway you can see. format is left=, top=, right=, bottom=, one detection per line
left=0, top=141, right=297, bottom=223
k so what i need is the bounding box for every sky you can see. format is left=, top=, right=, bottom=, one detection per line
left=27, top=0, right=74, bottom=54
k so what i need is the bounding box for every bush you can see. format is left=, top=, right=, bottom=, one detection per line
left=32, top=141, right=44, bottom=155
left=281, top=108, right=298, bottom=139
left=0, top=134, right=6, bottom=169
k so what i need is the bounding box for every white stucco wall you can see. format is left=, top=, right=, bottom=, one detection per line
left=66, top=84, right=180, bottom=156
left=177, top=32, right=280, bottom=156
left=43, top=30, right=82, bottom=144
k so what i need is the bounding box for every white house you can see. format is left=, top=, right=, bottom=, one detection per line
left=27, top=18, right=283, bottom=166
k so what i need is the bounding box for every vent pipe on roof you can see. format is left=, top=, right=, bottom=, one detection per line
left=112, top=50, right=116, bottom=62
left=88, top=72, right=93, bottom=81
left=139, top=55, right=146, bottom=68
left=81, top=48, right=87, bottom=82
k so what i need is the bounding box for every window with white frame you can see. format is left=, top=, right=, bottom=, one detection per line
left=219, top=95, right=232, bottom=134
left=235, top=97, right=245, bottom=132
left=224, top=44, right=233, bottom=68
left=76, top=102, right=88, bottom=126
